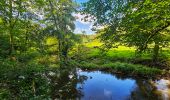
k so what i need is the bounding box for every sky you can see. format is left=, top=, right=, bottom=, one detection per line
left=75, top=0, right=88, bottom=3
left=73, top=0, right=95, bottom=34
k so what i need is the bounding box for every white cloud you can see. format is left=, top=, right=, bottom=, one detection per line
left=73, top=13, right=94, bottom=25
left=74, top=28, right=83, bottom=33
left=73, top=13, right=96, bottom=34
left=74, top=27, right=89, bottom=34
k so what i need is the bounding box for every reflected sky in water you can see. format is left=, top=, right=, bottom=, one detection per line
left=77, top=71, right=136, bottom=100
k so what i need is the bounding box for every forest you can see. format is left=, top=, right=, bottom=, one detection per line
left=0, top=0, right=170, bottom=99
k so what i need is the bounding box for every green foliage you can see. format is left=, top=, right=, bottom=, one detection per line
left=82, top=0, right=170, bottom=60
left=79, top=61, right=98, bottom=68
left=0, top=36, right=10, bottom=57
left=0, top=89, right=11, bottom=99
left=71, top=45, right=92, bottom=61
left=0, top=0, right=170, bottom=98
left=71, top=42, right=169, bottom=76
left=42, top=0, right=80, bottom=66
left=78, top=61, right=162, bottom=76
left=0, top=59, right=51, bottom=99
left=102, top=62, right=162, bottom=76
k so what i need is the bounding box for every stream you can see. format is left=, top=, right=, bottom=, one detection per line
left=4, top=68, right=169, bottom=99
left=50, top=69, right=170, bottom=100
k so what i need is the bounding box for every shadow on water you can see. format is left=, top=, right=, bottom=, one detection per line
left=1, top=68, right=170, bottom=99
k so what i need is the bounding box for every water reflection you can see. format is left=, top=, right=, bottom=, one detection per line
left=76, top=71, right=136, bottom=100
left=155, top=79, right=170, bottom=100
left=130, top=79, right=158, bottom=100
left=50, top=69, right=81, bottom=99
left=75, top=70, right=170, bottom=100
left=1, top=68, right=170, bottom=99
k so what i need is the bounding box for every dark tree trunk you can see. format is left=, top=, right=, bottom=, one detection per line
left=9, top=31, right=14, bottom=55
left=58, top=40, right=64, bottom=67
left=152, top=41, right=159, bottom=62
left=59, top=40, right=69, bottom=69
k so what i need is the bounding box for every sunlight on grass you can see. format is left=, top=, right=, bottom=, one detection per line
left=84, top=40, right=170, bottom=60
left=107, top=50, right=135, bottom=58
left=84, top=40, right=103, bottom=47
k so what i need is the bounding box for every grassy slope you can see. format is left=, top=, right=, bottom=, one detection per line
left=71, top=37, right=170, bottom=77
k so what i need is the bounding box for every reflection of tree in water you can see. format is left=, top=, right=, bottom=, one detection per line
left=130, top=79, right=162, bottom=100
left=49, top=69, right=165, bottom=99
left=50, top=68, right=87, bottom=99
left=2, top=68, right=88, bottom=99
left=76, top=74, right=89, bottom=98
left=101, top=71, right=135, bottom=80
left=103, top=72, right=164, bottom=100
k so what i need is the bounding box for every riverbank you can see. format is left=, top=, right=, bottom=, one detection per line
left=0, top=44, right=170, bottom=99
left=71, top=60, right=168, bottom=79
left=0, top=56, right=170, bottom=99
left=70, top=45, right=170, bottom=79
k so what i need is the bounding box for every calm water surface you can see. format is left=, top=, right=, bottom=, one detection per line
left=73, top=69, right=170, bottom=100
left=77, top=71, right=135, bottom=100
left=2, top=68, right=169, bottom=99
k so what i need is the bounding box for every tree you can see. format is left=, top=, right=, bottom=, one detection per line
left=0, top=0, right=45, bottom=56
left=120, top=0, right=170, bottom=60
left=42, top=0, right=78, bottom=67
left=0, top=0, right=23, bottom=55
left=82, top=0, right=170, bottom=60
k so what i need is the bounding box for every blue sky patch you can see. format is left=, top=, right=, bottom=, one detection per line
left=74, top=0, right=95, bottom=34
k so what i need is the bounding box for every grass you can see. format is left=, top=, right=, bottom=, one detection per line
left=85, top=40, right=103, bottom=47
left=76, top=61, right=163, bottom=77
left=84, top=39, right=170, bottom=59
left=107, top=50, right=135, bottom=59
left=81, top=39, right=170, bottom=63
left=69, top=39, right=170, bottom=77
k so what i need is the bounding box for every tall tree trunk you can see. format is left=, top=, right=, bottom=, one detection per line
left=48, top=0, right=65, bottom=68
left=59, top=39, right=69, bottom=68
left=152, top=41, right=159, bottom=62
left=58, top=39, right=65, bottom=68
left=9, top=0, right=14, bottom=55
left=9, top=30, right=14, bottom=55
